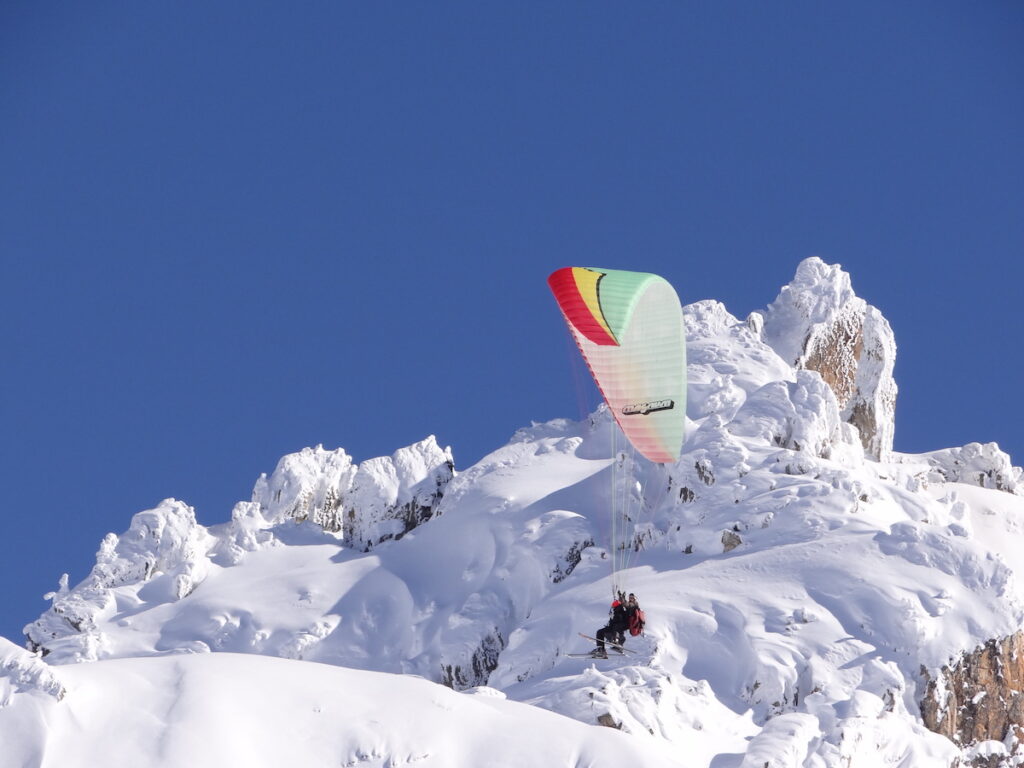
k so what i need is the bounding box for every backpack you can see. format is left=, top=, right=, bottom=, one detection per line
left=629, top=608, right=645, bottom=636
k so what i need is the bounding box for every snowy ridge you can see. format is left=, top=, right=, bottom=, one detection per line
left=8, top=259, right=1024, bottom=768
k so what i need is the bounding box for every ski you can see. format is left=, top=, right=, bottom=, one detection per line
left=576, top=632, right=638, bottom=654
left=565, top=652, right=615, bottom=659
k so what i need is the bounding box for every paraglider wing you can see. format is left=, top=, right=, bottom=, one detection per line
left=548, top=267, right=686, bottom=464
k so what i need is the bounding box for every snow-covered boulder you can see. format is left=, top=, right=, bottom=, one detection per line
left=761, top=257, right=897, bottom=461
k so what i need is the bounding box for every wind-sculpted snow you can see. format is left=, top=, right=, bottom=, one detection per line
left=11, top=259, right=1024, bottom=766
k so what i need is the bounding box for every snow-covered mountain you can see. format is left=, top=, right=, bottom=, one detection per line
left=5, top=258, right=1023, bottom=768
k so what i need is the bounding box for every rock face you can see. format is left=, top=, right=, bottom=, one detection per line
left=252, top=436, right=455, bottom=550
left=921, top=632, right=1024, bottom=762
left=761, top=257, right=897, bottom=461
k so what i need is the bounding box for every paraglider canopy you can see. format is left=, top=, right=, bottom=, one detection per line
left=548, top=267, right=686, bottom=464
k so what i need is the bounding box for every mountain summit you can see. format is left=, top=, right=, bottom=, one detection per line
left=6, top=260, right=1022, bottom=768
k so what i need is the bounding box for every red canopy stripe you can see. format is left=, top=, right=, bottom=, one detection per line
left=547, top=267, right=619, bottom=347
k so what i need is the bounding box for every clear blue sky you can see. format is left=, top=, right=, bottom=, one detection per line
left=2, top=2, right=1022, bottom=644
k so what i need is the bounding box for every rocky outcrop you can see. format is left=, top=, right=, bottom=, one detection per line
left=341, top=438, right=456, bottom=551
left=252, top=437, right=455, bottom=550
left=721, top=529, right=742, bottom=552
left=918, top=443, right=1022, bottom=496
left=251, top=445, right=355, bottom=532
left=761, top=257, right=897, bottom=461
left=550, top=537, right=594, bottom=583
left=440, top=629, right=505, bottom=690
left=24, top=499, right=213, bottom=661
left=921, top=632, right=1024, bottom=763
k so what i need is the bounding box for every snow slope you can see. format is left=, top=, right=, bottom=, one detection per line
left=0, top=638, right=678, bottom=768
left=7, top=259, right=1024, bottom=767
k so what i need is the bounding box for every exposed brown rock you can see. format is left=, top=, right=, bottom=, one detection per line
left=921, top=632, right=1024, bottom=757
left=802, top=306, right=864, bottom=408
left=722, top=530, right=742, bottom=553
left=797, top=303, right=897, bottom=460
left=847, top=401, right=878, bottom=458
